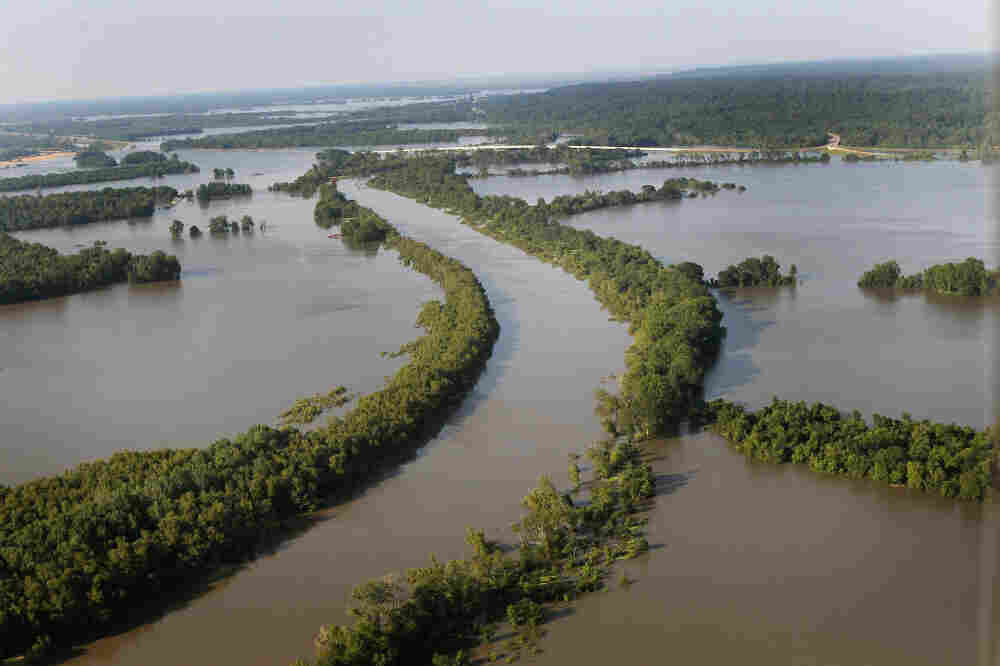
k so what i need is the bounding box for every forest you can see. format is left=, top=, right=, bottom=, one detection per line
left=160, top=120, right=489, bottom=150
left=364, top=153, right=726, bottom=438
left=0, top=234, right=181, bottom=304
left=705, top=399, right=992, bottom=501
left=479, top=56, right=989, bottom=148
left=0, top=190, right=500, bottom=661
left=858, top=258, right=998, bottom=295
left=0, top=155, right=199, bottom=192
left=0, top=186, right=177, bottom=231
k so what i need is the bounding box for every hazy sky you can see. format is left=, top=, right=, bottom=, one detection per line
left=0, top=0, right=990, bottom=104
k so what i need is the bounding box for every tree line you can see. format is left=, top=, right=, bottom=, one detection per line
left=478, top=57, right=987, bottom=148
left=160, top=120, right=490, bottom=150
left=0, top=234, right=181, bottom=304
left=0, top=186, right=177, bottom=231
left=0, top=191, right=500, bottom=661
left=0, top=155, right=199, bottom=193
left=704, top=398, right=992, bottom=501
left=858, top=258, right=998, bottom=296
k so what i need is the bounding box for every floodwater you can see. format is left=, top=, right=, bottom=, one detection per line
left=0, top=149, right=445, bottom=485
left=40, top=172, right=631, bottom=665
left=3, top=153, right=996, bottom=665
left=473, top=160, right=999, bottom=666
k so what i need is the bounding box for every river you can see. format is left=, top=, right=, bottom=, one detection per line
left=2, top=152, right=995, bottom=665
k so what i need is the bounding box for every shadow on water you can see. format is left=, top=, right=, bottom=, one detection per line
left=703, top=289, right=776, bottom=397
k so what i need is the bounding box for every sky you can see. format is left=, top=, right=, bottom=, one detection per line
left=0, top=0, right=990, bottom=104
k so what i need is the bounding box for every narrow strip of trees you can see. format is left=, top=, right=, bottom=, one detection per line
left=0, top=186, right=177, bottom=231
left=858, top=258, right=998, bottom=295
left=0, top=156, right=199, bottom=193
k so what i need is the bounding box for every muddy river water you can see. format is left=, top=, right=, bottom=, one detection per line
left=2, top=152, right=996, bottom=664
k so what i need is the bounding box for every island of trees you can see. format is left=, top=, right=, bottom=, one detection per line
left=0, top=186, right=177, bottom=231
left=710, top=255, right=797, bottom=287
left=0, top=189, right=501, bottom=662
left=73, top=150, right=118, bottom=168
left=195, top=181, right=252, bottom=201
left=705, top=399, right=991, bottom=501
left=0, top=234, right=181, bottom=304
left=858, top=258, right=998, bottom=296
left=0, top=155, right=199, bottom=193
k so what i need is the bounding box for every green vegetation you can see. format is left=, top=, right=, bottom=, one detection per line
left=203, top=214, right=257, bottom=234
left=270, top=149, right=406, bottom=197
left=858, top=258, right=998, bottom=295
left=195, top=181, right=252, bottom=201
left=705, top=398, right=992, bottom=501
left=0, top=234, right=180, bottom=304
left=0, top=156, right=199, bottom=193
left=710, top=255, right=797, bottom=288
left=0, top=193, right=499, bottom=661
left=9, top=112, right=348, bottom=141
left=73, top=150, right=117, bottom=168
left=455, top=145, right=831, bottom=174
left=161, top=121, right=489, bottom=150
left=302, top=438, right=654, bottom=666
left=364, top=154, right=725, bottom=438
left=0, top=186, right=177, bottom=232
left=120, top=150, right=167, bottom=166
left=479, top=56, right=987, bottom=148
left=315, top=185, right=392, bottom=242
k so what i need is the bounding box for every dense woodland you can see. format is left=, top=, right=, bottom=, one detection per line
left=161, top=121, right=489, bottom=150
left=858, top=258, right=998, bottom=295
left=0, top=192, right=500, bottom=660
left=0, top=155, right=199, bottom=192
left=0, top=234, right=181, bottom=304
left=364, top=154, right=726, bottom=437
left=480, top=56, right=989, bottom=148
left=0, top=186, right=177, bottom=232
left=710, top=255, right=797, bottom=288
left=706, top=399, right=992, bottom=501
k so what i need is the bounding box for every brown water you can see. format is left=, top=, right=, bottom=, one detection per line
left=4, top=155, right=996, bottom=665
left=0, top=149, right=444, bottom=485
left=49, top=178, right=631, bottom=665
left=473, top=160, right=999, bottom=665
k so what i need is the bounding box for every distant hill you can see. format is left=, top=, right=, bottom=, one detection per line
left=480, top=53, right=991, bottom=148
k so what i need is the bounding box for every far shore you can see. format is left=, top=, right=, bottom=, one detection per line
left=0, top=151, right=76, bottom=168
